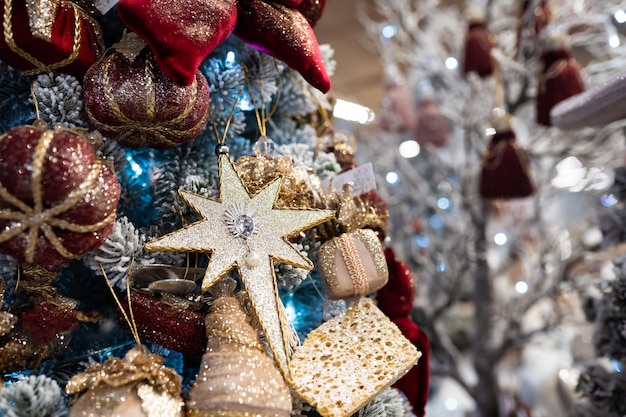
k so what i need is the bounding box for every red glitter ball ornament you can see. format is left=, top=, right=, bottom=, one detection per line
left=83, top=35, right=210, bottom=149
left=0, top=125, right=120, bottom=270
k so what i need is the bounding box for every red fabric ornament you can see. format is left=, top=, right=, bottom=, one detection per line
left=378, top=79, right=416, bottom=132
left=413, top=96, right=449, bottom=147
left=296, top=0, right=327, bottom=27
left=83, top=37, right=210, bottom=149
left=0, top=0, right=105, bottom=78
left=536, top=44, right=585, bottom=126
left=0, top=125, right=120, bottom=270
left=479, top=129, right=534, bottom=199
left=20, top=301, right=77, bottom=346
left=461, top=16, right=495, bottom=78
left=376, top=247, right=430, bottom=417
left=118, top=290, right=207, bottom=357
left=235, top=0, right=331, bottom=93
left=116, top=0, right=237, bottom=86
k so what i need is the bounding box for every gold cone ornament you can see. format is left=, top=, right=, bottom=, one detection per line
left=66, top=346, right=184, bottom=417
left=186, top=279, right=292, bottom=417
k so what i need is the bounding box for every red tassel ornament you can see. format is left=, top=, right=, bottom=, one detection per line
left=413, top=96, right=449, bottom=148
left=378, top=76, right=416, bottom=132
left=376, top=247, right=430, bottom=417
left=479, top=113, right=534, bottom=199
left=461, top=11, right=495, bottom=78
left=536, top=33, right=585, bottom=126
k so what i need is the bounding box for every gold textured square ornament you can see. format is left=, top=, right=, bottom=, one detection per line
left=289, top=297, right=421, bottom=417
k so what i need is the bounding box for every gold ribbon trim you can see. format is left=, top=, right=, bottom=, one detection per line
left=0, top=128, right=115, bottom=263
left=84, top=52, right=207, bottom=146
left=335, top=233, right=369, bottom=296
left=66, top=346, right=182, bottom=398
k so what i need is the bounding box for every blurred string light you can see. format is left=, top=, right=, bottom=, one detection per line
left=601, top=193, right=618, bottom=207
left=444, top=398, right=458, bottom=411
left=437, top=262, right=447, bottom=272
left=615, top=9, right=626, bottom=24
left=444, top=57, right=458, bottom=70
left=381, top=23, right=398, bottom=39
left=413, top=234, right=430, bottom=249
left=606, top=22, right=621, bottom=48
left=493, top=232, right=508, bottom=246
left=515, top=281, right=529, bottom=294
left=485, top=127, right=497, bottom=136
left=386, top=171, right=400, bottom=184
left=429, top=213, right=444, bottom=229
left=399, top=140, right=420, bottom=158
left=437, top=197, right=451, bottom=210
left=333, top=99, right=375, bottom=124
left=225, top=50, right=236, bottom=63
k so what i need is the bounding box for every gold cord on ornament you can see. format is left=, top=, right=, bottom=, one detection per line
left=100, top=260, right=142, bottom=347
left=242, top=61, right=283, bottom=142
left=206, top=84, right=244, bottom=146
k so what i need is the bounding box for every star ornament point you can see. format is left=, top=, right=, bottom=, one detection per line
left=145, top=154, right=334, bottom=376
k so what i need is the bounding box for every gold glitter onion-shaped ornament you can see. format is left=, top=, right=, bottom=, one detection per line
left=66, top=346, right=184, bottom=417
left=145, top=150, right=334, bottom=378
left=186, top=278, right=292, bottom=416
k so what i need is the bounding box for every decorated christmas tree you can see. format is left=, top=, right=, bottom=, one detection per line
left=0, top=1, right=425, bottom=416
left=357, top=0, right=626, bottom=416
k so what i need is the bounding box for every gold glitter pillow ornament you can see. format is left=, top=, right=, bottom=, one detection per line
left=289, top=297, right=421, bottom=417
left=318, top=228, right=388, bottom=299
left=66, top=346, right=184, bottom=417
left=316, top=185, right=389, bottom=300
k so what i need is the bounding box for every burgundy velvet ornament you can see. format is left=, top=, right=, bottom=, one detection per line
left=118, top=290, right=207, bottom=357
left=479, top=115, right=534, bottom=199
left=296, top=0, right=327, bottom=27
left=0, top=0, right=105, bottom=78
left=536, top=34, right=585, bottom=126
left=0, top=125, right=120, bottom=270
left=378, top=78, right=416, bottom=132
left=116, top=0, right=237, bottom=86
left=461, top=12, right=495, bottom=78
left=376, top=247, right=430, bottom=417
left=235, top=0, right=331, bottom=93
left=83, top=35, right=210, bottom=149
left=413, top=96, right=449, bottom=147
left=20, top=301, right=78, bottom=346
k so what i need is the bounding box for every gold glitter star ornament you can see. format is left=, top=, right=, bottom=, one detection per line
left=145, top=154, right=334, bottom=377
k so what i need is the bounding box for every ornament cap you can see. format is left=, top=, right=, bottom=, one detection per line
left=215, top=143, right=230, bottom=156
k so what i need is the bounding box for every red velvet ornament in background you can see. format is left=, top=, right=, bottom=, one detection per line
left=296, top=0, right=327, bottom=26
left=378, top=77, right=416, bottom=132
left=0, top=125, right=120, bottom=270
left=479, top=114, right=534, bottom=199
left=118, top=290, right=207, bottom=357
left=413, top=96, right=449, bottom=148
left=0, top=0, right=105, bottom=78
left=83, top=34, right=210, bottom=149
left=536, top=33, right=585, bottom=126
left=20, top=300, right=98, bottom=346
left=461, top=11, right=495, bottom=78
left=235, top=0, right=331, bottom=93
left=116, top=0, right=237, bottom=86
left=376, top=247, right=430, bottom=417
